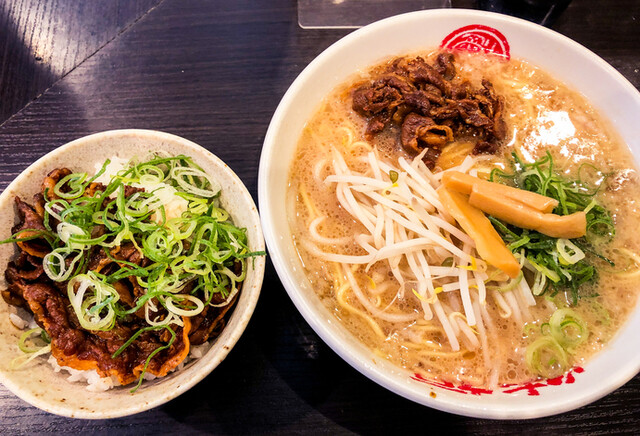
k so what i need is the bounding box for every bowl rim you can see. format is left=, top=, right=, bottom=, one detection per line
left=0, top=129, right=266, bottom=418
left=258, top=9, right=640, bottom=419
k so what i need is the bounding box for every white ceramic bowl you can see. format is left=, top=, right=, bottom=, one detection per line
left=258, top=10, right=640, bottom=419
left=0, top=129, right=265, bottom=418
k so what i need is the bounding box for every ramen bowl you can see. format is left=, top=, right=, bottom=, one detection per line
left=258, top=10, right=640, bottom=419
left=0, top=129, right=265, bottom=418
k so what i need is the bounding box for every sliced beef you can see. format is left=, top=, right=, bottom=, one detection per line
left=85, top=182, right=107, bottom=197
left=33, top=193, right=46, bottom=219
left=8, top=251, right=45, bottom=281
left=12, top=197, right=50, bottom=258
left=2, top=287, right=26, bottom=307
left=124, top=185, right=145, bottom=198
left=352, top=74, right=417, bottom=138
left=2, top=251, right=47, bottom=307
left=87, top=247, right=113, bottom=273
left=473, top=140, right=500, bottom=155
left=352, top=75, right=413, bottom=116
left=189, top=292, right=238, bottom=345
left=22, top=282, right=85, bottom=355
left=13, top=197, right=46, bottom=233
left=478, top=79, right=507, bottom=140
left=352, top=51, right=506, bottom=167
left=112, top=280, right=136, bottom=308
left=401, top=114, right=454, bottom=169
left=457, top=99, right=492, bottom=127
left=430, top=101, right=459, bottom=121
left=404, top=91, right=432, bottom=115
left=450, top=81, right=470, bottom=100
left=21, top=279, right=190, bottom=385
left=398, top=57, right=448, bottom=93
left=365, top=112, right=391, bottom=137
left=421, top=84, right=444, bottom=104
left=435, top=52, right=456, bottom=80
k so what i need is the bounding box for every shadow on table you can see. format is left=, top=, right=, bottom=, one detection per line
left=160, top=257, right=638, bottom=435
left=0, top=18, right=57, bottom=124
left=157, top=260, right=459, bottom=434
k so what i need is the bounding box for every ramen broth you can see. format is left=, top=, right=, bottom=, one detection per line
left=287, top=51, right=640, bottom=386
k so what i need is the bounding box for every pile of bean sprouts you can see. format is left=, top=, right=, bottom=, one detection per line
left=300, top=144, right=542, bottom=379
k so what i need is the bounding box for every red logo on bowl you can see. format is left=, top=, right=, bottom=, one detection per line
left=441, top=25, right=510, bottom=60
left=411, top=366, right=584, bottom=396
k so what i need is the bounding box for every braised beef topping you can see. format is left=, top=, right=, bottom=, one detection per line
left=429, top=101, right=459, bottom=121
left=189, top=295, right=236, bottom=345
left=403, top=91, right=432, bottom=116
left=42, top=168, right=72, bottom=200
left=12, top=197, right=50, bottom=258
left=124, top=185, right=146, bottom=198
left=20, top=280, right=190, bottom=383
left=473, top=140, right=500, bottom=155
left=33, top=193, right=46, bottom=219
left=1, top=189, right=239, bottom=385
left=396, top=57, right=449, bottom=93
left=435, top=52, right=456, bottom=80
left=352, top=75, right=411, bottom=117
left=401, top=113, right=453, bottom=151
left=13, top=197, right=46, bottom=233
left=457, top=99, right=492, bottom=128
left=365, top=113, right=391, bottom=137
left=351, top=52, right=506, bottom=167
left=84, top=182, right=107, bottom=197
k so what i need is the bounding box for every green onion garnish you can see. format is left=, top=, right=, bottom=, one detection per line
left=489, top=152, right=614, bottom=305
left=389, top=170, right=399, bottom=184
left=2, top=153, right=264, bottom=387
left=525, top=308, right=588, bottom=378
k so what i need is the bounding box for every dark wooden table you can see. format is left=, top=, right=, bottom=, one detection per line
left=0, top=0, right=638, bottom=434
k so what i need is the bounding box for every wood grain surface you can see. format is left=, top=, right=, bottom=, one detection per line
left=0, top=0, right=638, bottom=434
left=0, top=0, right=163, bottom=123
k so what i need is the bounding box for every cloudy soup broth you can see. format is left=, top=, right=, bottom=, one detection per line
left=287, top=50, right=640, bottom=387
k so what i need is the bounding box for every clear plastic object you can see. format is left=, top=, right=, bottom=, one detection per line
left=298, top=0, right=452, bottom=29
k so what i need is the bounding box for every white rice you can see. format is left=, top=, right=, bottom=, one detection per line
left=47, top=355, right=121, bottom=392
left=93, top=158, right=189, bottom=223
left=9, top=307, right=37, bottom=329
left=46, top=338, right=212, bottom=392
left=9, top=312, right=28, bottom=330
left=10, top=308, right=210, bottom=392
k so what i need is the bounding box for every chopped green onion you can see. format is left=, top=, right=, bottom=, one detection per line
left=54, top=172, right=88, bottom=199
left=549, top=308, right=588, bottom=351
left=527, top=257, right=561, bottom=283
left=525, top=335, right=569, bottom=379
left=525, top=307, right=590, bottom=378
left=10, top=344, right=52, bottom=370
left=18, top=328, right=47, bottom=353
left=532, top=271, right=547, bottom=296
left=10, top=328, right=52, bottom=370
left=67, top=272, right=120, bottom=331
left=489, top=152, right=614, bottom=304
left=488, top=272, right=522, bottom=293
left=389, top=170, right=399, bottom=184
left=556, top=239, right=585, bottom=265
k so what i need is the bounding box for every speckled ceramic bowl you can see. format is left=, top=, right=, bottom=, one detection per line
left=0, top=129, right=265, bottom=418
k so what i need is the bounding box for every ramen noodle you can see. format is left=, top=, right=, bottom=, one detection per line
left=287, top=50, right=640, bottom=387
